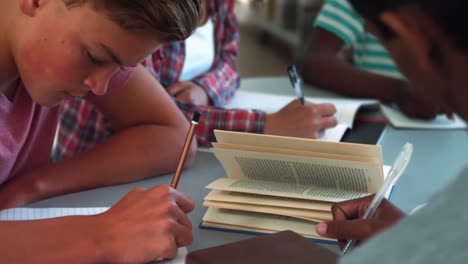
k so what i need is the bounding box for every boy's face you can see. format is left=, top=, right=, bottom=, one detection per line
left=14, top=1, right=160, bottom=106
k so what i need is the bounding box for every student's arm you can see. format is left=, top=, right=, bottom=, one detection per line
left=175, top=99, right=337, bottom=147
left=190, top=0, right=240, bottom=106
left=0, top=65, right=195, bottom=208
left=0, top=185, right=194, bottom=263
left=302, top=28, right=407, bottom=103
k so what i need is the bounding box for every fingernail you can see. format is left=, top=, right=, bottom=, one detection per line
left=317, top=223, right=327, bottom=235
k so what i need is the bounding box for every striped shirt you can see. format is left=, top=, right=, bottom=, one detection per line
left=314, top=0, right=403, bottom=79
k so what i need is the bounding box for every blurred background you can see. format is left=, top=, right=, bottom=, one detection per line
left=236, top=0, right=323, bottom=77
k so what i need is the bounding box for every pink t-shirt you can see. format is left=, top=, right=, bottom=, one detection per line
left=0, top=68, right=135, bottom=185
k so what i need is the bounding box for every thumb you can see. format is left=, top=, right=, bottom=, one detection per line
left=316, top=219, right=389, bottom=241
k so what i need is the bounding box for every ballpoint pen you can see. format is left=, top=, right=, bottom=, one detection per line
left=342, top=142, right=413, bottom=254
left=287, top=64, right=305, bottom=105
left=170, top=111, right=201, bottom=189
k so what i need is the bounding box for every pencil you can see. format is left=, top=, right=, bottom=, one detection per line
left=170, top=111, right=201, bottom=189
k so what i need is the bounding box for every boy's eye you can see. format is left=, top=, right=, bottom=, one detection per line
left=87, top=51, right=105, bottom=65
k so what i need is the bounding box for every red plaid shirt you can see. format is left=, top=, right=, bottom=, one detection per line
left=52, top=0, right=266, bottom=161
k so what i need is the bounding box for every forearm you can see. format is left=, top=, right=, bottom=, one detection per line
left=14, top=124, right=189, bottom=203
left=0, top=216, right=106, bottom=264
left=302, top=55, right=406, bottom=103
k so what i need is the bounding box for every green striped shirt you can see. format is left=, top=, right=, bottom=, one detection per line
left=314, top=0, right=403, bottom=79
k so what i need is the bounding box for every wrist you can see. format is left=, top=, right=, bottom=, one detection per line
left=85, top=214, right=119, bottom=263
left=56, top=215, right=111, bottom=263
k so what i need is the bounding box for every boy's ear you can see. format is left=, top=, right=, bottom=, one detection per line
left=19, top=0, right=41, bottom=17
left=380, top=11, right=436, bottom=73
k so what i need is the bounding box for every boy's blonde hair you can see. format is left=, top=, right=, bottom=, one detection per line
left=63, top=0, right=202, bottom=42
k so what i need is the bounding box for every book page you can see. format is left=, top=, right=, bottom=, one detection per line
left=212, top=148, right=384, bottom=193
left=202, top=207, right=334, bottom=241
left=205, top=190, right=332, bottom=211
left=321, top=124, right=349, bottom=142
left=214, top=130, right=382, bottom=162
left=203, top=200, right=332, bottom=221
left=207, top=178, right=369, bottom=203
left=381, top=105, right=467, bottom=129
left=213, top=142, right=377, bottom=163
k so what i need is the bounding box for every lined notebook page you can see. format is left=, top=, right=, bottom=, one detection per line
left=0, top=207, right=109, bottom=220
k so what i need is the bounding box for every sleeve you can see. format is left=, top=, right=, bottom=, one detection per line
left=175, top=101, right=266, bottom=147
left=192, top=0, right=240, bottom=107
left=51, top=98, right=111, bottom=162
left=314, top=0, right=365, bottom=46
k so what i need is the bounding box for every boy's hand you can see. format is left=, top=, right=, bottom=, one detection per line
left=167, top=81, right=210, bottom=105
left=316, top=195, right=405, bottom=250
left=97, top=185, right=194, bottom=263
left=264, top=99, right=338, bottom=139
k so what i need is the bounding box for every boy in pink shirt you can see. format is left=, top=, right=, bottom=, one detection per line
left=0, top=0, right=201, bottom=262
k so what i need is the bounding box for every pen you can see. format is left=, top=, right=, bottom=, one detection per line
left=287, top=64, right=305, bottom=105
left=342, top=142, right=413, bottom=254
left=170, top=111, right=201, bottom=189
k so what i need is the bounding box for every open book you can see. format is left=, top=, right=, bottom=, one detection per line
left=201, top=130, right=391, bottom=243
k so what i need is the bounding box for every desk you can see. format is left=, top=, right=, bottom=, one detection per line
left=31, top=77, right=468, bottom=253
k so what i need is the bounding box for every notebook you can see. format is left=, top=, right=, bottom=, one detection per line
left=381, top=105, right=467, bottom=129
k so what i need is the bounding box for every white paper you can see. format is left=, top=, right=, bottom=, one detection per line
left=381, top=105, right=467, bottom=129
left=0, top=207, right=109, bottom=220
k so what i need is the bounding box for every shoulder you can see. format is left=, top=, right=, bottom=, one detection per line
left=319, top=0, right=363, bottom=22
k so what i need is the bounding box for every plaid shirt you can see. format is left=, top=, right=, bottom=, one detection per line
left=52, top=0, right=266, bottom=161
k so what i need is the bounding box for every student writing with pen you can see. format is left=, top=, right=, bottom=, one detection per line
left=315, top=1, right=468, bottom=263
